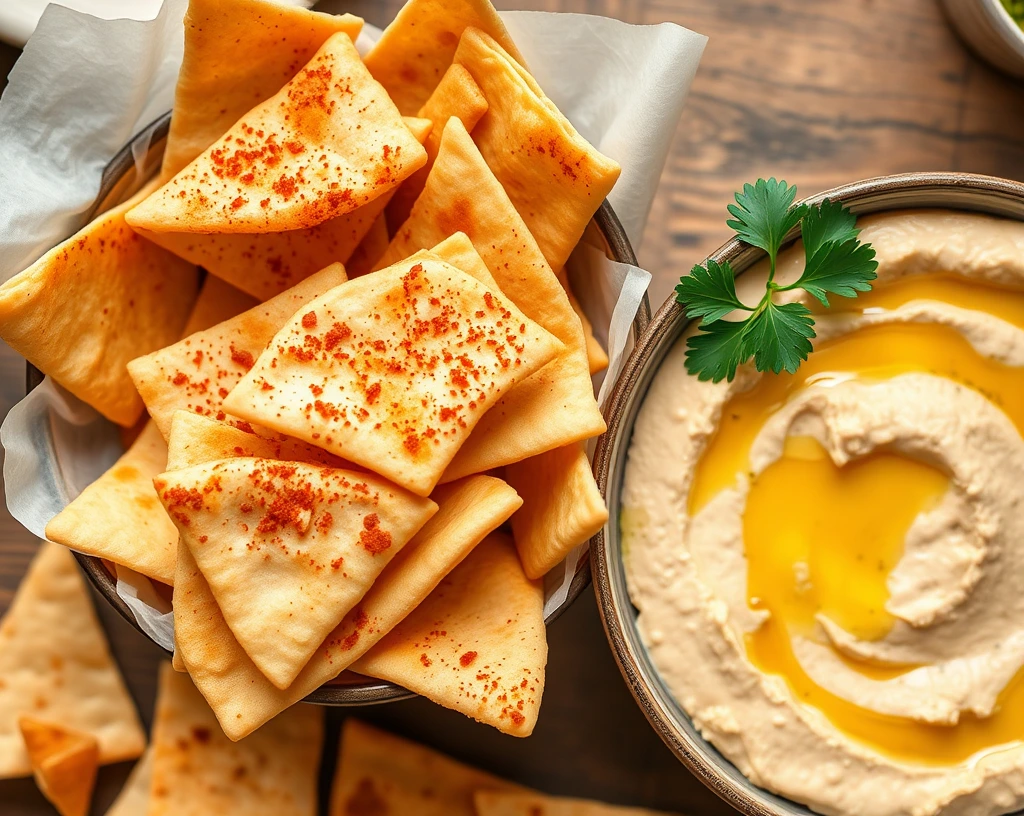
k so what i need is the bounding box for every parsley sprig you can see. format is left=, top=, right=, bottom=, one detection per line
left=675, top=179, right=878, bottom=382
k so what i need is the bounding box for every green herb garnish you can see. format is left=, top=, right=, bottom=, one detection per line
left=675, top=178, right=878, bottom=383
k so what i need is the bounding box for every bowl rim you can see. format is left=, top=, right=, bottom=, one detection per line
left=27, top=111, right=649, bottom=707
left=590, top=170, right=1024, bottom=815
left=982, top=0, right=1024, bottom=49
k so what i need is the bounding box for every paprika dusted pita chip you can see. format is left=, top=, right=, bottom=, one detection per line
left=128, top=262, right=346, bottom=439
left=329, top=719, right=525, bottom=816
left=377, top=118, right=605, bottom=479
left=353, top=532, right=546, bottom=736
left=364, top=0, right=524, bottom=116
left=454, top=28, right=621, bottom=271
left=18, top=719, right=99, bottom=816
left=161, top=0, right=362, bottom=179
left=222, top=257, right=562, bottom=496
left=155, top=458, right=437, bottom=689
left=387, top=64, right=488, bottom=231
left=475, top=792, right=682, bottom=816
left=564, top=278, right=609, bottom=374
left=0, top=184, right=198, bottom=426
left=127, top=33, right=426, bottom=234
left=0, top=543, right=145, bottom=779
left=45, top=421, right=177, bottom=586
left=181, top=274, right=259, bottom=337
left=139, top=117, right=433, bottom=302
left=104, top=748, right=152, bottom=816
left=148, top=664, right=322, bottom=816
left=507, top=443, right=608, bottom=580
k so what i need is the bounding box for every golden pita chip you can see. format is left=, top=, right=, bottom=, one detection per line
left=476, top=791, right=682, bottom=816
left=387, top=64, right=488, bottom=231
left=148, top=663, right=322, bottom=816
left=104, top=747, right=152, bottom=816
left=139, top=117, right=433, bottom=302
left=18, top=718, right=99, bottom=816
left=345, top=211, right=390, bottom=278
left=364, top=0, right=524, bottom=116
left=376, top=118, right=605, bottom=478
left=507, top=443, right=608, bottom=579
left=127, top=263, right=346, bottom=439
left=128, top=34, right=427, bottom=235
left=353, top=532, right=546, bottom=736
left=0, top=186, right=198, bottom=426
left=564, top=278, right=608, bottom=374
left=454, top=28, right=621, bottom=271
left=162, top=0, right=362, bottom=178
left=45, top=421, right=177, bottom=586
left=424, top=232, right=500, bottom=290
left=0, top=543, right=145, bottom=778
left=173, top=472, right=519, bottom=740
left=329, top=719, right=525, bottom=816
left=181, top=274, right=259, bottom=337
left=222, top=257, right=562, bottom=496
left=156, top=458, right=437, bottom=689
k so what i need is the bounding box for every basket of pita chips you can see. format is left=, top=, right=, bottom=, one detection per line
left=0, top=0, right=706, bottom=741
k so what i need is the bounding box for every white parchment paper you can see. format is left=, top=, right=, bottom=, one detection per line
left=0, top=1, right=705, bottom=647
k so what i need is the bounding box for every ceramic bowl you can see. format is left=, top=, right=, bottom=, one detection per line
left=941, top=0, right=1024, bottom=78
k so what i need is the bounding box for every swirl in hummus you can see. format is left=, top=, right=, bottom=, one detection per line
left=622, top=211, right=1024, bottom=816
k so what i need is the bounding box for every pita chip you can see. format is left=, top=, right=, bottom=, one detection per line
left=0, top=543, right=145, bottom=779
left=18, top=718, right=99, bottom=816
left=127, top=262, right=346, bottom=439
left=45, top=421, right=177, bottom=586
left=181, top=274, right=259, bottom=336
left=128, top=34, right=426, bottom=234
left=222, top=257, right=562, bottom=496
left=329, top=719, right=524, bottom=816
left=387, top=64, right=489, bottom=231
left=353, top=532, right=547, bottom=736
left=162, top=0, right=362, bottom=178
left=564, top=278, right=608, bottom=374
left=476, top=791, right=682, bottom=816
left=104, top=748, right=153, bottom=816
left=173, top=471, right=519, bottom=740
left=155, top=458, right=437, bottom=689
left=507, top=443, right=608, bottom=579
left=345, top=211, right=390, bottom=278
left=0, top=187, right=198, bottom=426
left=377, top=118, right=605, bottom=478
left=148, top=663, right=322, bottom=816
left=454, top=28, right=621, bottom=271
left=364, top=0, right=524, bottom=116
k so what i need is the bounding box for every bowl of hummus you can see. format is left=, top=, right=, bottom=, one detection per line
left=592, top=172, right=1024, bottom=816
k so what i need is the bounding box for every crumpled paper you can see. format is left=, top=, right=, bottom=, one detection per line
left=0, top=0, right=705, bottom=648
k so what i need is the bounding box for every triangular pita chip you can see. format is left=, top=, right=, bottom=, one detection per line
left=564, top=277, right=608, bottom=374
left=127, top=34, right=427, bottom=234
left=353, top=532, right=546, bottom=736
left=424, top=232, right=500, bottom=290
left=344, top=210, right=390, bottom=278
left=387, top=63, right=488, bottom=231
left=104, top=747, right=152, bottom=816
left=139, top=117, right=433, bottom=302
left=507, top=443, right=608, bottom=580
left=376, top=118, right=605, bottom=478
left=0, top=185, right=198, bottom=426
left=476, top=791, right=682, bottom=816
left=328, top=719, right=525, bottom=816
left=147, top=663, right=322, bottom=816
left=454, top=28, right=621, bottom=271
left=161, top=0, right=362, bottom=178
left=45, top=421, right=177, bottom=586
left=222, top=257, right=562, bottom=496
left=127, top=262, right=346, bottom=439
left=18, top=718, right=99, bottom=816
left=0, top=542, right=145, bottom=778
left=181, top=274, right=259, bottom=337
left=155, top=458, right=437, bottom=689
left=364, top=0, right=524, bottom=116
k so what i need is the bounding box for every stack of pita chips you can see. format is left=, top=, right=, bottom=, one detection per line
left=2, top=0, right=624, bottom=740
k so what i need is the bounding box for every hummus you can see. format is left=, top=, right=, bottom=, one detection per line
left=622, top=211, right=1024, bottom=816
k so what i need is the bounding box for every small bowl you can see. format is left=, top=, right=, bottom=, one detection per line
left=27, top=112, right=648, bottom=706
left=590, top=172, right=1024, bottom=814
left=940, top=0, right=1024, bottom=78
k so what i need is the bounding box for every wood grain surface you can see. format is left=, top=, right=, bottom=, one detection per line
left=0, top=1, right=1022, bottom=814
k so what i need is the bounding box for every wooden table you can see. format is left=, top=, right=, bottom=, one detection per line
left=1, top=1, right=1022, bottom=813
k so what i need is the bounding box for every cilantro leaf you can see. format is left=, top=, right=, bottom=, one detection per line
left=684, top=319, right=751, bottom=383
left=726, top=178, right=805, bottom=262
left=675, top=259, right=750, bottom=323
left=745, top=301, right=816, bottom=375
left=789, top=240, right=878, bottom=307
left=801, top=199, right=859, bottom=257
